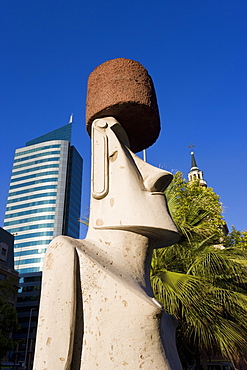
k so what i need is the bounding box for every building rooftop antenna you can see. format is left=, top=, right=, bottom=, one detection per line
left=69, top=113, right=73, bottom=124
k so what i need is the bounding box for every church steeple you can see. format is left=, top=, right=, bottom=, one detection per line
left=188, top=150, right=207, bottom=187
left=191, top=151, right=197, bottom=169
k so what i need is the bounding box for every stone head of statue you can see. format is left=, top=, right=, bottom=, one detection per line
left=87, top=117, right=180, bottom=248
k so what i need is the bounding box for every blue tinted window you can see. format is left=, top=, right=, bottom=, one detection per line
left=11, top=171, right=59, bottom=183
left=7, top=192, right=57, bottom=204
left=26, top=123, right=71, bottom=146
left=4, top=207, right=55, bottom=219
left=6, top=200, right=56, bottom=211
left=10, top=178, right=58, bottom=190
left=4, top=214, right=55, bottom=227
left=12, top=164, right=59, bottom=176
left=14, top=151, right=60, bottom=163
left=14, top=240, right=52, bottom=249
left=13, top=157, right=60, bottom=170
left=16, top=257, right=44, bottom=265
left=66, top=224, right=79, bottom=238
left=14, top=249, right=46, bottom=257
left=67, top=194, right=81, bottom=211
left=9, top=185, right=57, bottom=197
left=63, top=145, right=82, bottom=239
left=14, top=231, right=53, bottom=240
left=7, top=223, right=54, bottom=234
left=15, top=144, right=61, bottom=157
left=16, top=267, right=42, bottom=273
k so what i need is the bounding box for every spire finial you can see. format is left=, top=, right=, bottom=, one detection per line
left=69, top=113, right=73, bottom=124
left=190, top=151, right=198, bottom=169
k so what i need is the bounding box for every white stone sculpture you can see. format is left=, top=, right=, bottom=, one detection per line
left=33, top=117, right=182, bottom=370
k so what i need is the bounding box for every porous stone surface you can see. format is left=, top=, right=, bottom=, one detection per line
left=86, top=58, right=160, bottom=153
left=33, top=118, right=183, bottom=370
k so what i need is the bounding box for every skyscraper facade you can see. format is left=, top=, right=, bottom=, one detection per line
left=4, top=122, right=83, bottom=274
left=3, top=121, right=82, bottom=367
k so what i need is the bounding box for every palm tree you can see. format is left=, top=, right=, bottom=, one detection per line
left=151, top=172, right=247, bottom=368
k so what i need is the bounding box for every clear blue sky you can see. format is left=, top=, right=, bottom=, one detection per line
left=1, top=0, right=246, bottom=237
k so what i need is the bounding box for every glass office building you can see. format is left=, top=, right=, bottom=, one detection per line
left=3, top=122, right=83, bottom=367
left=3, top=122, right=83, bottom=273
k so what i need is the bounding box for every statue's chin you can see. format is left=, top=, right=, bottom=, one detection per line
left=93, top=225, right=181, bottom=248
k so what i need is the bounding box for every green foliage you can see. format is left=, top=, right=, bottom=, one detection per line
left=224, top=226, right=247, bottom=250
left=166, top=172, right=225, bottom=244
left=0, top=278, right=19, bottom=361
left=151, top=172, right=247, bottom=367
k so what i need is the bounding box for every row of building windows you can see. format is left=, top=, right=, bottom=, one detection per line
left=15, top=144, right=61, bottom=157
left=14, top=239, right=52, bottom=249
left=10, top=177, right=58, bottom=190
left=14, top=231, right=54, bottom=240
left=4, top=214, right=55, bottom=227
left=14, top=150, right=60, bottom=163
left=6, top=222, right=54, bottom=234
left=15, top=257, right=44, bottom=265
left=15, top=248, right=47, bottom=257
left=17, top=291, right=41, bottom=300
left=11, top=171, right=59, bottom=183
left=19, top=275, right=42, bottom=284
left=12, top=163, right=60, bottom=177
left=17, top=267, right=42, bottom=274
left=19, top=285, right=41, bottom=294
left=8, top=184, right=58, bottom=197
left=4, top=207, right=56, bottom=219
left=18, top=286, right=41, bottom=294
left=7, top=191, right=57, bottom=204
left=13, top=156, right=60, bottom=170
left=6, top=199, right=56, bottom=211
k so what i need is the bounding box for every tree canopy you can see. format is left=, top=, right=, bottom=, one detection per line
left=0, top=277, right=19, bottom=362
left=151, top=172, right=247, bottom=368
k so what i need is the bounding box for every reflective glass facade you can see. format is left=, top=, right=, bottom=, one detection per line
left=4, top=123, right=83, bottom=274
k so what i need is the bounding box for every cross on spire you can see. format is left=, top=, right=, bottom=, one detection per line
left=188, top=143, right=196, bottom=150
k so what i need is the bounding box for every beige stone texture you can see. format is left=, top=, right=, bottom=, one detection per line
left=33, top=118, right=182, bottom=370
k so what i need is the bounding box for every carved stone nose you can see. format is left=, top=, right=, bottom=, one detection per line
left=143, top=171, right=172, bottom=192
left=127, top=148, right=173, bottom=193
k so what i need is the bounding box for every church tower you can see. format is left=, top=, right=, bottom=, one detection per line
left=188, top=151, right=207, bottom=187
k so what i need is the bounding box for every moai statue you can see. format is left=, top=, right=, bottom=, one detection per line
left=33, top=58, right=182, bottom=370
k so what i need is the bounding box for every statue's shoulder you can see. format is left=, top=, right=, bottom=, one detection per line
left=46, top=236, right=106, bottom=270
left=46, top=235, right=87, bottom=255
left=50, top=234, right=83, bottom=244
left=42, top=236, right=89, bottom=277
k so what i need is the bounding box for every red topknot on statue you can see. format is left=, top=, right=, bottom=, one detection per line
left=86, top=58, right=160, bottom=153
